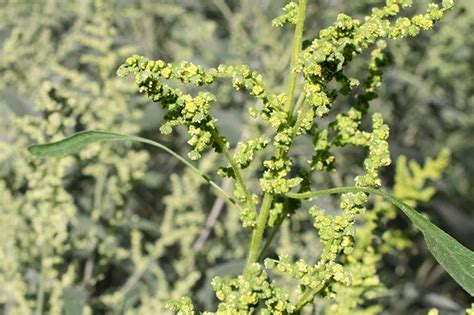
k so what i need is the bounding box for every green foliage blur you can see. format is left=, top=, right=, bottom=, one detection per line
left=0, top=0, right=472, bottom=314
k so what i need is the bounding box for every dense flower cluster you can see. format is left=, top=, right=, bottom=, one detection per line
left=113, top=1, right=459, bottom=313
left=272, top=2, right=299, bottom=27
left=2, top=0, right=466, bottom=314
left=325, top=150, right=450, bottom=314
left=168, top=263, right=296, bottom=315
left=118, top=55, right=273, bottom=158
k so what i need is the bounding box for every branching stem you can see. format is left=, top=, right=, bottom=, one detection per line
left=285, top=0, right=307, bottom=115
left=244, top=193, right=273, bottom=275
left=257, top=202, right=290, bottom=261
left=294, top=282, right=326, bottom=312
left=244, top=0, right=308, bottom=275
left=210, top=128, right=255, bottom=214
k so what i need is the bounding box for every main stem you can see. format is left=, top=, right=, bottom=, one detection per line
left=284, top=0, right=307, bottom=115
left=243, top=0, right=307, bottom=275
left=244, top=193, right=273, bottom=275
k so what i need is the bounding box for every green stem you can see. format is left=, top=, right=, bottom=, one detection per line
left=244, top=0, right=308, bottom=274
left=284, top=0, right=307, bottom=114
left=130, top=135, right=239, bottom=210
left=294, top=282, right=326, bottom=312
left=291, top=90, right=306, bottom=119
left=291, top=91, right=312, bottom=135
left=209, top=129, right=255, bottom=213
left=287, top=186, right=393, bottom=207
left=244, top=193, right=273, bottom=274
left=288, top=186, right=434, bottom=229
left=257, top=203, right=289, bottom=261
left=286, top=186, right=368, bottom=200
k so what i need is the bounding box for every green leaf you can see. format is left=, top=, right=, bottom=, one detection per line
left=287, top=187, right=474, bottom=296
left=375, top=189, right=474, bottom=296
left=28, top=130, right=239, bottom=210
left=27, top=131, right=132, bottom=157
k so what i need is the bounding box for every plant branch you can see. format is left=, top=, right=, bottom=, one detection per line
left=294, top=282, right=326, bottom=312
left=286, top=185, right=441, bottom=238
left=257, top=202, right=290, bottom=261
left=244, top=0, right=308, bottom=275
left=284, top=0, right=307, bottom=115
left=210, top=128, right=256, bottom=213
left=288, top=186, right=474, bottom=305
left=28, top=130, right=239, bottom=211
left=291, top=91, right=312, bottom=135
left=244, top=192, right=273, bottom=275
left=291, top=90, right=306, bottom=119
left=132, top=134, right=239, bottom=211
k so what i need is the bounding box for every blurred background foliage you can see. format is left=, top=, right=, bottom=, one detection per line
left=0, top=0, right=472, bottom=314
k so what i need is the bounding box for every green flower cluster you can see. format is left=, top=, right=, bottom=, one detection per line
left=211, top=263, right=294, bottom=314
left=255, top=0, right=453, bottom=196
left=260, top=157, right=303, bottom=194
left=310, top=129, right=335, bottom=171
left=296, top=0, right=454, bottom=128
left=117, top=56, right=217, bottom=160
left=334, top=111, right=391, bottom=187
left=112, top=0, right=459, bottom=313
left=233, top=136, right=270, bottom=169
left=325, top=151, right=450, bottom=314
left=272, top=2, right=299, bottom=27
left=118, top=56, right=272, bottom=159
left=168, top=263, right=295, bottom=315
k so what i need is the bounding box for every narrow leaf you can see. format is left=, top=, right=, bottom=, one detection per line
left=287, top=186, right=474, bottom=296
left=28, top=131, right=131, bottom=157
left=28, top=130, right=239, bottom=209
left=375, top=189, right=474, bottom=296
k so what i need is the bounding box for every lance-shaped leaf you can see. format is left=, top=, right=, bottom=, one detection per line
left=287, top=187, right=474, bottom=296
left=376, top=189, right=474, bottom=297
left=28, top=130, right=238, bottom=209
left=28, top=131, right=131, bottom=157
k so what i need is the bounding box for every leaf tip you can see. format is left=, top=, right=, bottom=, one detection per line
left=27, top=144, right=43, bottom=157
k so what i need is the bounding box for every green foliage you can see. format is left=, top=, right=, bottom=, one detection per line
left=114, top=1, right=474, bottom=312
left=28, top=130, right=234, bottom=206
left=288, top=186, right=474, bottom=297
left=2, top=0, right=473, bottom=314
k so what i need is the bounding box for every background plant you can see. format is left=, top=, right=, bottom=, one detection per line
left=0, top=0, right=473, bottom=314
